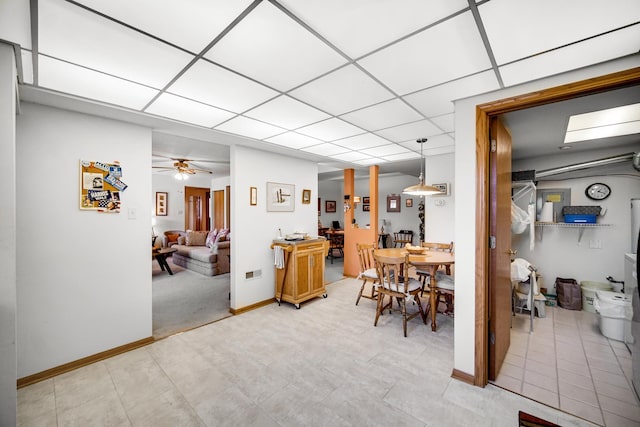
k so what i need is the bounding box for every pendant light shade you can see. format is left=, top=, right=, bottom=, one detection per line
left=403, top=138, right=442, bottom=196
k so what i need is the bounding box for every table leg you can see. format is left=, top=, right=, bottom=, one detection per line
left=429, top=266, right=437, bottom=331
left=156, top=254, right=174, bottom=275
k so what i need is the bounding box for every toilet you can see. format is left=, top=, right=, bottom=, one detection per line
left=593, top=290, right=633, bottom=341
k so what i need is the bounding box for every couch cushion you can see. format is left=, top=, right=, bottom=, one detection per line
left=186, top=230, right=207, bottom=246
left=174, top=245, right=217, bottom=263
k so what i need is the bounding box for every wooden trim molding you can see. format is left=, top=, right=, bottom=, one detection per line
left=474, top=66, right=640, bottom=388
left=17, top=337, right=153, bottom=388
left=451, top=368, right=475, bottom=385
left=230, top=298, right=275, bottom=315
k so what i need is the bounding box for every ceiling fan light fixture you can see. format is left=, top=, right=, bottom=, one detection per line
left=174, top=171, right=189, bottom=180
left=403, top=138, right=442, bottom=196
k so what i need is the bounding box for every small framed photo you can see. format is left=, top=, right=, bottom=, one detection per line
left=363, top=204, right=370, bottom=212
left=432, top=183, right=450, bottom=196
left=267, top=182, right=294, bottom=212
left=302, top=189, right=311, bottom=204
left=250, top=187, right=257, bottom=206
left=156, top=192, right=168, bottom=216
left=325, top=200, right=336, bottom=213
left=387, top=195, right=401, bottom=212
left=362, top=196, right=370, bottom=204
left=406, top=198, right=413, bottom=208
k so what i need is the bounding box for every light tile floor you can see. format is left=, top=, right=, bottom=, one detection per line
left=493, top=304, right=640, bottom=426
left=19, top=278, right=601, bottom=426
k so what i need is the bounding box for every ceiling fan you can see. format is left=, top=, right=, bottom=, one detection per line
left=152, top=157, right=226, bottom=180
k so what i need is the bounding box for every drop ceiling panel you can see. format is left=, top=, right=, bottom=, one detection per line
left=384, top=151, right=421, bottom=161
left=265, top=132, right=324, bottom=149
left=301, top=143, right=350, bottom=156
left=429, top=114, right=454, bottom=133
left=354, top=157, right=387, bottom=166
left=403, top=71, right=499, bottom=117
left=0, top=0, right=31, bottom=49
left=361, top=144, right=410, bottom=157
left=358, top=11, right=491, bottom=95
left=38, top=56, right=158, bottom=110
left=204, top=2, right=347, bottom=91
left=480, top=0, right=640, bottom=65
left=39, top=0, right=194, bottom=89
left=398, top=133, right=454, bottom=150
left=500, top=25, right=640, bottom=87
left=340, top=99, right=423, bottom=131
left=332, top=133, right=390, bottom=151
left=244, top=95, right=330, bottom=130
left=74, top=0, right=252, bottom=53
left=278, top=0, right=468, bottom=58
left=214, top=116, right=285, bottom=140
left=329, top=151, right=373, bottom=162
left=296, top=118, right=365, bottom=141
left=374, top=119, right=443, bottom=143
left=289, top=65, right=394, bottom=115
left=167, top=60, right=278, bottom=113
left=146, top=93, right=235, bottom=127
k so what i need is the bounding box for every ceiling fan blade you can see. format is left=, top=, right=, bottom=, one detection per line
left=189, top=168, right=214, bottom=174
left=152, top=166, right=174, bottom=170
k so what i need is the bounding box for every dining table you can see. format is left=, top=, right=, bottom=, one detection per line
left=374, top=247, right=455, bottom=332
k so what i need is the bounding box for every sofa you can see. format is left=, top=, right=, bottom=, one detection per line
left=162, top=229, right=230, bottom=276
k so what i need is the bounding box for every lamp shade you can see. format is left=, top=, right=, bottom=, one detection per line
left=402, top=138, right=441, bottom=196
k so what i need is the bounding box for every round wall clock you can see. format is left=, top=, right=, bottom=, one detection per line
left=585, top=183, right=611, bottom=200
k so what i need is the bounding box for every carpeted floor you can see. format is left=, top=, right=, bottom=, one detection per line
left=152, top=255, right=231, bottom=339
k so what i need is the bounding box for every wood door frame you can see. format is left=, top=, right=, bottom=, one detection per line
left=474, top=67, right=640, bottom=386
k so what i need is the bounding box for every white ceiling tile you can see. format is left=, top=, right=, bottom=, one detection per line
left=0, top=0, right=31, bottom=49
left=39, top=0, right=194, bottom=89
left=360, top=144, right=409, bottom=157
left=429, top=114, right=454, bottom=133
left=398, top=133, right=454, bottom=152
left=358, top=11, right=491, bottom=95
left=340, top=99, right=423, bottom=131
left=423, top=145, right=455, bottom=156
left=403, top=71, right=499, bottom=117
left=297, top=118, right=365, bottom=141
left=278, top=0, right=468, bottom=58
left=204, top=2, right=347, bottom=91
left=479, top=0, right=640, bottom=65
left=332, top=133, right=390, bottom=151
left=214, top=116, right=285, bottom=139
left=244, top=95, right=330, bottom=130
left=146, top=93, right=235, bottom=127
left=500, top=25, right=640, bottom=87
left=289, top=65, right=394, bottom=115
left=374, top=120, right=443, bottom=143
left=384, top=151, right=422, bottom=162
left=167, top=59, right=278, bottom=113
left=21, top=50, right=33, bottom=84
left=73, top=0, right=252, bottom=53
left=301, top=143, right=351, bottom=156
left=264, top=132, right=324, bottom=149
left=353, top=157, right=387, bottom=166
left=329, top=151, right=373, bottom=162
left=38, top=56, right=158, bottom=110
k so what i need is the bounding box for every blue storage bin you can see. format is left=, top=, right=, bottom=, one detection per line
left=564, top=214, right=596, bottom=223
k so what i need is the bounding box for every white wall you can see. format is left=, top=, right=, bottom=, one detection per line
left=318, top=180, right=342, bottom=229
left=512, top=151, right=640, bottom=292
left=230, top=145, right=318, bottom=310
left=16, top=103, right=152, bottom=377
left=453, top=55, right=640, bottom=376
left=0, top=43, right=17, bottom=427
left=152, top=173, right=213, bottom=235
left=425, top=153, right=455, bottom=243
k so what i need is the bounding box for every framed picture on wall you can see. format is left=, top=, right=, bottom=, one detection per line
left=386, top=195, right=400, bottom=212
left=432, top=183, right=450, bottom=196
left=363, top=204, right=370, bottom=212
left=266, top=182, right=294, bottom=212
left=325, top=200, right=336, bottom=213
left=406, top=198, right=413, bottom=207
left=156, top=192, right=168, bottom=216
left=302, top=189, right=311, bottom=204
left=250, top=187, right=257, bottom=206
left=362, top=196, right=370, bottom=204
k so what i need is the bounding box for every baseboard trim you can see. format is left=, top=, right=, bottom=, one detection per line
left=230, top=298, right=275, bottom=315
left=451, top=368, right=476, bottom=385
left=17, top=337, right=153, bottom=388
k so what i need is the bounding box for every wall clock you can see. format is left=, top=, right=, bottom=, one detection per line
left=585, top=183, right=611, bottom=200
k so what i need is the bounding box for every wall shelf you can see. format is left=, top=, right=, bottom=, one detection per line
left=534, top=222, right=611, bottom=242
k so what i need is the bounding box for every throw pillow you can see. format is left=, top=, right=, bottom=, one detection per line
left=177, top=236, right=186, bottom=245
left=186, top=230, right=207, bottom=246
left=205, top=229, right=218, bottom=248
left=217, top=228, right=229, bottom=242
left=166, top=233, right=179, bottom=243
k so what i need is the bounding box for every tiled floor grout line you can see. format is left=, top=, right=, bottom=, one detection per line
left=577, top=312, right=607, bottom=426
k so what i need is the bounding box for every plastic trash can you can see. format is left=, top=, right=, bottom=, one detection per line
left=580, top=281, right=612, bottom=313
left=593, top=290, right=632, bottom=341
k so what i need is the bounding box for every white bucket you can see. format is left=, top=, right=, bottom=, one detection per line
left=580, top=281, right=612, bottom=313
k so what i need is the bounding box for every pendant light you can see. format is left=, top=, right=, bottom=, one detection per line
left=402, top=138, right=442, bottom=196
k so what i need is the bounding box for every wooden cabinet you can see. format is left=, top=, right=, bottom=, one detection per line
left=273, top=239, right=329, bottom=309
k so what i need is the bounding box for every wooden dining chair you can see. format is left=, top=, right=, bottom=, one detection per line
left=373, top=252, right=426, bottom=337
left=392, top=230, right=414, bottom=247
left=327, top=233, right=344, bottom=264
left=416, top=242, right=455, bottom=315
left=355, top=243, right=378, bottom=305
